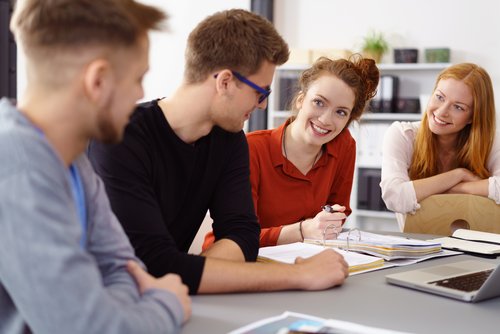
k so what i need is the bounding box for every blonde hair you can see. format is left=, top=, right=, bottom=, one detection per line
left=409, top=63, right=496, bottom=180
left=290, top=55, right=380, bottom=128
left=184, top=9, right=289, bottom=83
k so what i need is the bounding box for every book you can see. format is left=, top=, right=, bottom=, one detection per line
left=430, top=229, right=500, bottom=257
left=258, top=242, right=384, bottom=274
left=304, top=230, right=442, bottom=261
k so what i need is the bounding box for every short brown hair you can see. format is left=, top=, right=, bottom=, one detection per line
left=11, top=0, right=166, bottom=56
left=184, top=9, right=289, bottom=83
left=291, top=55, right=380, bottom=127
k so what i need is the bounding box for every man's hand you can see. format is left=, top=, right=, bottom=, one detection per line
left=127, top=261, right=191, bottom=323
left=294, top=248, right=348, bottom=290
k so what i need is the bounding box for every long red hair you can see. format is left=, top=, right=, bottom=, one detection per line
left=409, top=63, right=496, bottom=180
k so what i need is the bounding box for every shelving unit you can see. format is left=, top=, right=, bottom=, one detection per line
left=269, top=62, right=451, bottom=231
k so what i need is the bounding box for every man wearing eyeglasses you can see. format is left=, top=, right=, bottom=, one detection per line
left=88, top=9, right=348, bottom=295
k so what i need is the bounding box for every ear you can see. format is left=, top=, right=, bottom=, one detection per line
left=295, top=91, right=305, bottom=110
left=82, top=59, right=113, bottom=107
left=213, top=69, right=234, bottom=97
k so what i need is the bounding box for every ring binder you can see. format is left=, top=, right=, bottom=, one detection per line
left=322, top=224, right=341, bottom=246
left=345, top=228, right=361, bottom=251
left=310, top=230, right=443, bottom=260
left=322, top=227, right=362, bottom=251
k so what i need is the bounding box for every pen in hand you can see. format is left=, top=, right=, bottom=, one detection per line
left=321, top=204, right=345, bottom=213
left=322, top=205, right=334, bottom=213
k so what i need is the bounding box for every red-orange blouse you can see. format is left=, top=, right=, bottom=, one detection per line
left=203, top=120, right=356, bottom=249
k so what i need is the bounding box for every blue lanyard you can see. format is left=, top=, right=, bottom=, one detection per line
left=69, top=164, right=87, bottom=248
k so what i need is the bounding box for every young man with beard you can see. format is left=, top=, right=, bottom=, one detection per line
left=0, top=1, right=190, bottom=333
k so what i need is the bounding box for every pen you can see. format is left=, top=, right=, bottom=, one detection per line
left=322, top=205, right=335, bottom=213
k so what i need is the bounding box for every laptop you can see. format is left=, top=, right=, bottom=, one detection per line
left=386, top=260, right=500, bottom=302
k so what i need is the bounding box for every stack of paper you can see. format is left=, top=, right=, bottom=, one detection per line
left=258, top=242, right=384, bottom=274
left=305, top=231, right=442, bottom=260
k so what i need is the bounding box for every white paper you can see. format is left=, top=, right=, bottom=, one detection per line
left=258, top=242, right=383, bottom=274
left=229, top=311, right=413, bottom=334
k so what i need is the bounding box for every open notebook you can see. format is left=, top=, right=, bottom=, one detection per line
left=386, top=260, right=500, bottom=302
left=430, top=229, right=500, bottom=257
left=258, top=242, right=384, bottom=274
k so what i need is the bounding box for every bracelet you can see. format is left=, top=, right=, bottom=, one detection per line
left=299, top=219, right=305, bottom=241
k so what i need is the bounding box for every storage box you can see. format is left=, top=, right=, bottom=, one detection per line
left=394, top=48, right=418, bottom=63
left=425, top=48, right=450, bottom=63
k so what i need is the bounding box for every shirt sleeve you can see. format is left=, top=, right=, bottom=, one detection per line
left=487, top=131, right=500, bottom=203
left=0, top=153, right=183, bottom=333
left=380, top=122, right=420, bottom=214
left=88, top=138, right=206, bottom=295
left=209, top=131, right=260, bottom=260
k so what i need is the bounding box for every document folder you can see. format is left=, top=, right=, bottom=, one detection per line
left=305, top=230, right=442, bottom=261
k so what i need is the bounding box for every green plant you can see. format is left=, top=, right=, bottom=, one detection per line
left=361, top=31, right=388, bottom=62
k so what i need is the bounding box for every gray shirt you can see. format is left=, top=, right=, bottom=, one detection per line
left=0, top=98, right=184, bottom=334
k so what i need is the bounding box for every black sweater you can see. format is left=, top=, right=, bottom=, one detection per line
left=88, top=100, right=259, bottom=294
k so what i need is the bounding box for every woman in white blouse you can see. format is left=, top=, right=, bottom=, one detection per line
left=381, top=63, right=500, bottom=230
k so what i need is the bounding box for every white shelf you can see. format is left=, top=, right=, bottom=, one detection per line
left=278, top=62, right=451, bottom=72
left=356, top=162, right=382, bottom=169
left=361, top=113, right=422, bottom=122
left=356, top=209, right=396, bottom=219
left=378, top=63, right=450, bottom=71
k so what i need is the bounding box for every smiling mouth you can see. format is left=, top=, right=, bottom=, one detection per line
left=433, top=114, right=450, bottom=125
left=311, top=122, right=331, bottom=135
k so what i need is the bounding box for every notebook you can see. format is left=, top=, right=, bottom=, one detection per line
left=258, top=242, right=384, bottom=274
left=385, top=260, right=500, bottom=302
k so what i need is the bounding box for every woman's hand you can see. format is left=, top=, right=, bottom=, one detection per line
left=301, top=204, right=346, bottom=240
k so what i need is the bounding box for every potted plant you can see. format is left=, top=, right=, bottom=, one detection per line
left=362, top=31, right=388, bottom=63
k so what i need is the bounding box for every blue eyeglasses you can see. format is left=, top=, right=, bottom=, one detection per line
left=214, top=71, right=272, bottom=104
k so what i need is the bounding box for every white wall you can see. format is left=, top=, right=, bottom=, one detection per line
left=274, top=0, right=500, bottom=115
left=16, top=0, right=500, bottom=112
left=139, top=0, right=250, bottom=100
left=16, top=0, right=250, bottom=101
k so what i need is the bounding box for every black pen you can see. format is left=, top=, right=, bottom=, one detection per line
left=322, top=205, right=335, bottom=213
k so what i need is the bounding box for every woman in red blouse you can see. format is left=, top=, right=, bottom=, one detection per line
left=204, top=55, right=379, bottom=248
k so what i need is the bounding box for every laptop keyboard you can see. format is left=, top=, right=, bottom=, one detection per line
left=430, top=269, right=494, bottom=292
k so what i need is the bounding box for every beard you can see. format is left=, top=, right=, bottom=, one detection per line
left=210, top=106, right=247, bottom=133
left=95, top=95, right=126, bottom=144
left=96, top=113, right=121, bottom=144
